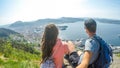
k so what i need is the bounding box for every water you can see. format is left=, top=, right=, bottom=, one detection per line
left=58, top=21, right=120, bottom=46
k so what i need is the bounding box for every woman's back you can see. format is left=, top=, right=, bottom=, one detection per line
left=52, top=39, right=69, bottom=68
left=40, top=24, right=69, bottom=68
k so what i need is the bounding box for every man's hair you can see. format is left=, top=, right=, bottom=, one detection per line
left=84, top=18, right=97, bottom=33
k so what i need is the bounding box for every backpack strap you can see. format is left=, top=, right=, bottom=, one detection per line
left=88, top=35, right=101, bottom=68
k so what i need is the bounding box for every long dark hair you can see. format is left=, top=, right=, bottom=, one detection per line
left=41, top=24, right=58, bottom=63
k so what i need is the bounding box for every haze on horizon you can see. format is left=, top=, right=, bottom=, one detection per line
left=0, top=0, right=120, bottom=26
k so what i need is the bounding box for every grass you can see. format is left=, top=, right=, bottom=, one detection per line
left=117, top=53, right=120, bottom=57
left=0, top=49, right=41, bottom=68
left=0, top=39, right=41, bottom=68
left=0, top=60, right=39, bottom=68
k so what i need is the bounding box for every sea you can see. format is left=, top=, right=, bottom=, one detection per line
left=58, top=21, right=120, bottom=46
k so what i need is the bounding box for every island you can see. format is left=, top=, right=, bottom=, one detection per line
left=57, top=25, right=68, bottom=30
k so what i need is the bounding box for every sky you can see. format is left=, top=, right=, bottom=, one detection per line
left=0, top=0, right=120, bottom=25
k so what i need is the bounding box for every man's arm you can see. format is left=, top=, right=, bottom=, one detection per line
left=76, top=51, right=92, bottom=68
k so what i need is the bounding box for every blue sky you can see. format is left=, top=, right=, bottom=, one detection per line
left=0, top=0, right=120, bottom=25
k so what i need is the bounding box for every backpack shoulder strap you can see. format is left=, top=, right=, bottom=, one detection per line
left=89, top=35, right=101, bottom=66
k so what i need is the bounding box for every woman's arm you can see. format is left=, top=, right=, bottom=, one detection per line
left=67, top=41, right=76, bottom=53
left=76, top=51, right=92, bottom=68
left=63, top=41, right=74, bottom=54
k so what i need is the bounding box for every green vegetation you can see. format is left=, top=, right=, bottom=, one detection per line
left=117, top=53, right=120, bottom=57
left=0, top=39, right=41, bottom=68
left=0, top=28, right=20, bottom=38
left=0, top=60, right=39, bottom=68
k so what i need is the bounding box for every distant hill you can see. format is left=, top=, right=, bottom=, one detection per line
left=95, top=18, right=120, bottom=24
left=9, top=17, right=120, bottom=28
left=0, top=28, right=20, bottom=38
left=9, top=17, right=84, bottom=27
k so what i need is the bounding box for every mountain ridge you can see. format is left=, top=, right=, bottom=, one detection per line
left=0, top=28, right=20, bottom=38
left=9, top=17, right=84, bottom=27
left=8, top=17, right=120, bottom=28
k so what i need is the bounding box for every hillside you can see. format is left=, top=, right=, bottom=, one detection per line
left=95, top=18, right=120, bottom=24
left=0, top=38, right=41, bottom=68
left=5, top=17, right=120, bottom=44
left=9, top=17, right=84, bottom=27
left=9, top=17, right=120, bottom=28
left=0, top=30, right=41, bottom=68
left=0, top=28, right=20, bottom=38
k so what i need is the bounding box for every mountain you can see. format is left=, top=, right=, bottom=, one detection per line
left=9, top=17, right=84, bottom=27
left=95, top=18, right=120, bottom=24
left=9, top=17, right=120, bottom=28
left=3, top=17, right=120, bottom=44
left=0, top=28, right=20, bottom=38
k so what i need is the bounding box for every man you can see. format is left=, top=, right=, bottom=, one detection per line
left=67, top=18, right=100, bottom=68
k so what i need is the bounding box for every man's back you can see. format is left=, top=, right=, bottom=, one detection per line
left=78, top=34, right=100, bottom=64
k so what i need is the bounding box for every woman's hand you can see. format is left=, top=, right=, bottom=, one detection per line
left=66, top=41, right=75, bottom=54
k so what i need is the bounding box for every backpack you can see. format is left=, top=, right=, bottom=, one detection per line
left=89, top=36, right=113, bottom=68
left=64, top=52, right=80, bottom=68
left=40, top=58, right=56, bottom=68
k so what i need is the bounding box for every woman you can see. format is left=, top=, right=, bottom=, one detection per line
left=40, top=24, right=69, bottom=68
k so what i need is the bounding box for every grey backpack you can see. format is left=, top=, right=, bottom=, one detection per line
left=40, top=57, right=55, bottom=68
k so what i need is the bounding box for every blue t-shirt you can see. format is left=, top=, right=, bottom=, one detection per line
left=78, top=35, right=100, bottom=64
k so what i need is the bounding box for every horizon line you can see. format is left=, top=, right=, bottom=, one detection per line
left=0, top=16, right=120, bottom=26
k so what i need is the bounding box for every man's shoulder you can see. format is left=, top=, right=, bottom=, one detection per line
left=87, top=38, right=93, bottom=41
left=85, top=38, right=95, bottom=47
left=86, top=38, right=94, bottom=43
left=86, top=37, right=99, bottom=46
left=86, top=35, right=100, bottom=42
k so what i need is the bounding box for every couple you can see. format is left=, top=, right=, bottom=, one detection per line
left=40, top=18, right=107, bottom=68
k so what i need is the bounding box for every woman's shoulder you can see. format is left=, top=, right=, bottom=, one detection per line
left=56, top=38, right=68, bottom=47
left=57, top=38, right=63, bottom=44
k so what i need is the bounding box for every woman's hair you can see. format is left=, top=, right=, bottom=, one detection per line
left=41, top=23, right=58, bottom=63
